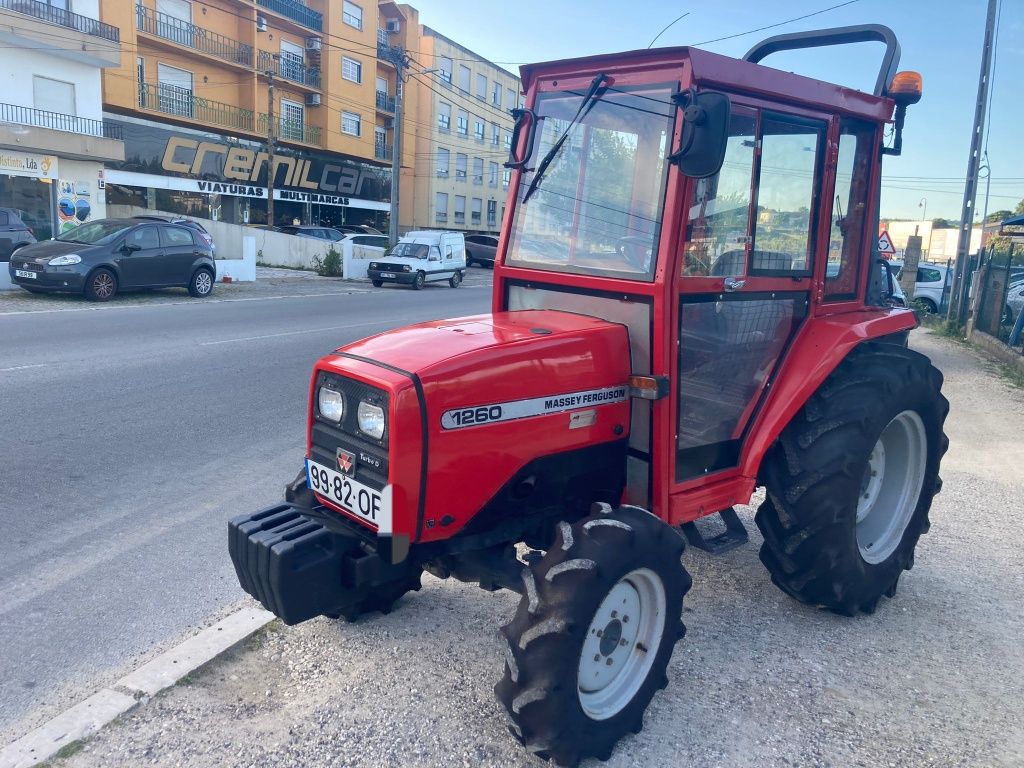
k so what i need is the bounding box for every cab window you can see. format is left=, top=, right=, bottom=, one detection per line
left=825, top=118, right=875, bottom=300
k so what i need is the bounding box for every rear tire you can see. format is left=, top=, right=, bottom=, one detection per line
left=188, top=267, right=214, bottom=298
left=412, top=271, right=425, bottom=290
left=756, top=342, right=949, bottom=615
left=495, top=504, right=690, bottom=766
left=449, top=271, right=462, bottom=288
left=917, top=297, right=937, bottom=314
left=85, top=268, right=117, bottom=301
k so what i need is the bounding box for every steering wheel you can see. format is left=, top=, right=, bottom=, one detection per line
left=616, top=236, right=652, bottom=272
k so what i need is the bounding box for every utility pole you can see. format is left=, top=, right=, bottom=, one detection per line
left=266, top=65, right=277, bottom=228
left=948, top=0, right=998, bottom=322
left=380, top=38, right=408, bottom=245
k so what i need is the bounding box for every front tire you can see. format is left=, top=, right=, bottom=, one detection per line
left=411, top=271, right=425, bottom=290
left=85, top=268, right=117, bottom=301
left=756, top=342, right=949, bottom=615
left=371, top=279, right=383, bottom=288
left=188, top=267, right=214, bottom=298
left=496, top=504, right=690, bottom=766
left=449, top=271, right=462, bottom=288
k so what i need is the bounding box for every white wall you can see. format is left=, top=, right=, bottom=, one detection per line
left=0, top=49, right=105, bottom=122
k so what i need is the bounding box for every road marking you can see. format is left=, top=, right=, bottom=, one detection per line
left=200, top=320, right=389, bottom=346
left=0, top=363, right=46, bottom=372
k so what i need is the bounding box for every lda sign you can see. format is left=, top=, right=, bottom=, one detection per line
left=161, top=137, right=383, bottom=197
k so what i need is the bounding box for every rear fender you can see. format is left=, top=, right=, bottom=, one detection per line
left=739, top=309, right=917, bottom=480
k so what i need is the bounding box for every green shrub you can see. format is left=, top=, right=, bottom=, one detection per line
left=313, top=246, right=342, bottom=277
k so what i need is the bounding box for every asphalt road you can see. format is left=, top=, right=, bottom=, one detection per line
left=0, top=277, right=491, bottom=741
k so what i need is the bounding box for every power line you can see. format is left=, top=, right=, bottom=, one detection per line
left=693, top=0, right=861, bottom=46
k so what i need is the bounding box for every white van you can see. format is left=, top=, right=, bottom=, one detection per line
left=367, top=231, right=466, bottom=290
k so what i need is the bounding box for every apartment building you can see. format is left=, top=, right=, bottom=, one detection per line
left=0, top=0, right=124, bottom=239
left=98, top=0, right=420, bottom=229
left=412, top=25, right=520, bottom=235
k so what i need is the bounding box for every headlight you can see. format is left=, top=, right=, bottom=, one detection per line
left=402, top=265, right=412, bottom=272
left=318, top=387, right=344, bottom=422
left=48, top=254, right=81, bottom=266
left=357, top=400, right=386, bottom=439
left=369, top=262, right=378, bottom=269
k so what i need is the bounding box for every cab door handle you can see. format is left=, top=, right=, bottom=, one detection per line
left=723, top=277, right=746, bottom=292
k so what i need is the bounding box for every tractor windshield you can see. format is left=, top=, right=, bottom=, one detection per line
left=506, top=84, right=676, bottom=281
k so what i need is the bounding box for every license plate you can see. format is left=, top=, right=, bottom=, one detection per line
left=14, top=270, right=37, bottom=279
left=305, top=458, right=392, bottom=532
left=379, top=272, right=396, bottom=278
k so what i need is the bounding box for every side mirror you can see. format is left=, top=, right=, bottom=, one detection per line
left=668, top=90, right=731, bottom=179
left=121, top=243, right=141, bottom=254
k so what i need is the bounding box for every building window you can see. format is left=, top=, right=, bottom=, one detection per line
left=502, top=169, right=511, bottom=187
left=156, top=63, right=193, bottom=117
left=455, top=153, right=467, bottom=180
left=492, top=81, right=501, bottom=106
left=454, top=195, right=465, bottom=224
left=341, top=110, right=361, bottom=136
left=474, top=118, right=484, bottom=141
left=435, top=192, right=448, bottom=222
left=504, top=130, right=512, bottom=149
left=487, top=199, right=497, bottom=227
left=457, top=109, right=468, bottom=135
left=280, top=99, right=305, bottom=141
left=506, top=89, right=516, bottom=112
left=476, top=73, right=487, bottom=100
left=471, top=197, right=482, bottom=224
left=439, top=57, right=453, bottom=84
left=342, top=57, right=362, bottom=83
left=343, top=1, right=362, bottom=29
left=491, top=123, right=499, bottom=145
left=33, top=75, right=75, bottom=116
left=438, top=102, right=451, bottom=131
left=436, top=147, right=449, bottom=176
left=458, top=65, right=470, bottom=93
left=489, top=161, right=498, bottom=186
left=472, top=157, right=483, bottom=185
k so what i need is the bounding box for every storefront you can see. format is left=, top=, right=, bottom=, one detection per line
left=102, top=116, right=392, bottom=229
left=0, top=150, right=105, bottom=242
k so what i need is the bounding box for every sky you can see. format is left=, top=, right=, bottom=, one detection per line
left=410, top=0, right=1023, bottom=222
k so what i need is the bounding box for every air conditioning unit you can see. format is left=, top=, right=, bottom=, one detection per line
left=305, top=37, right=322, bottom=52
left=384, top=19, right=400, bottom=33
left=305, top=93, right=321, bottom=107
left=256, top=14, right=267, bottom=31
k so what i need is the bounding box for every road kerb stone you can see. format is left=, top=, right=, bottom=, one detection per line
left=0, top=605, right=274, bottom=768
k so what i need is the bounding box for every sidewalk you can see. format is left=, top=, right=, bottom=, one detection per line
left=30, top=330, right=1024, bottom=767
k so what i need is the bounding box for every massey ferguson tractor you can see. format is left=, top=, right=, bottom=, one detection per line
left=230, top=25, right=948, bottom=766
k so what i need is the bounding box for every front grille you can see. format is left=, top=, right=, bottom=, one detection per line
left=311, top=372, right=390, bottom=490
left=372, top=262, right=410, bottom=272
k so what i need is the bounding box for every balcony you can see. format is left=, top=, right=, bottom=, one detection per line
left=374, top=144, right=392, bottom=161
left=377, top=28, right=390, bottom=59
left=258, top=50, right=320, bottom=89
left=136, top=5, right=252, bottom=66
left=0, top=0, right=118, bottom=41
left=375, top=90, right=395, bottom=113
left=0, top=102, right=121, bottom=139
left=255, top=0, right=321, bottom=31
left=139, top=82, right=255, bottom=132
left=258, top=113, right=322, bottom=146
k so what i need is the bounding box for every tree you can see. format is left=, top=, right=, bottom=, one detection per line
left=986, top=209, right=1012, bottom=223
left=1015, top=198, right=1024, bottom=215
left=932, top=218, right=956, bottom=229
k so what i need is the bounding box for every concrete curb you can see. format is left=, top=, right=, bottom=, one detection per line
left=0, top=606, right=274, bottom=768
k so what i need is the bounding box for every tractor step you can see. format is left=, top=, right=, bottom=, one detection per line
left=680, top=507, right=748, bottom=555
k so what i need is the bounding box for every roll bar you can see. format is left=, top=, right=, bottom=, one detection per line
left=743, top=24, right=901, bottom=97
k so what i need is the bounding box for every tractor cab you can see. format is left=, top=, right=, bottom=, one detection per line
left=495, top=25, right=923, bottom=526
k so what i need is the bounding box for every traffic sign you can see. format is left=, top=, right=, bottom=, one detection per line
left=877, top=230, right=896, bottom=256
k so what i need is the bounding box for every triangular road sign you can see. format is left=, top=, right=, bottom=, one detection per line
left=877, top=230, right=896, bottom=255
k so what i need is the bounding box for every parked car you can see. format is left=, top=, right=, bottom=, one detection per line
left=893, top=261, right=951, bottom=313
left=0, top=208, right=37, bottom=261
left=336, top=224, right=383, bottom=235
left=1004, top=280, right=1024, bottom=323
left=9, top=218, right=216, bottom=301
left=367, top=230, right=466, bottom=290
left=132, top=215, right=216, bottom=255
left=277, top=225, right=346, bottom=242
left=465, top=234, right=498, bottom=268
left=341, top=233, right=389, bottom=250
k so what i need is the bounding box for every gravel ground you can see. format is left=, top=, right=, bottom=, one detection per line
left=0, top=266, right=493, bottom=314
left=54, top=329, right=1024, bottom=768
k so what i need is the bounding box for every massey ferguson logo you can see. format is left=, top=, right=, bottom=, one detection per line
left=337, top=448, right=355, bottom=475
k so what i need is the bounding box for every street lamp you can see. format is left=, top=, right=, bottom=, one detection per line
left=918, top=197, right=927, bottom=223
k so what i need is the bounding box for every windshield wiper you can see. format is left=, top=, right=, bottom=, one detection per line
left=520, top=72, right=610, bottom=205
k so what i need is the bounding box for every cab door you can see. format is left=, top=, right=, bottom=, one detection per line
left=672, top=104, right=829, bottom=494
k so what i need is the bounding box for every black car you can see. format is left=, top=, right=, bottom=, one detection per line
left=0, top=208, right=37, bottom=261
left=132, top=215, right=216, bottom=254
left=465, top=234, right=498, bottom=267
left=9, top=218, right=216, bottom=301
left=277, top=225, right=346, bottom=241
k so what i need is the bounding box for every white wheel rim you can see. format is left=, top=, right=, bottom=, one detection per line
left=856, top=410, right=928, bottom=564
left=196, top=272, right=212, bottom=294
left=577, top=568, right=666, bottom=721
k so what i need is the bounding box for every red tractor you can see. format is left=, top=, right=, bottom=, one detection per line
left=230, top=25, right=947, bottom=766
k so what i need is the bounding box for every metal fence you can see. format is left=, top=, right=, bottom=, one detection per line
left=0, top=102, right=121, bottom=139
left=254, top=0, right=321, bottom=31
left=973, top=243, right=1024, bottom=352
left=138, top=82, right=255, bottom=132
left=136, top=6, right=252, bottom=66
left=0, top=0, right=119, bottom=41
